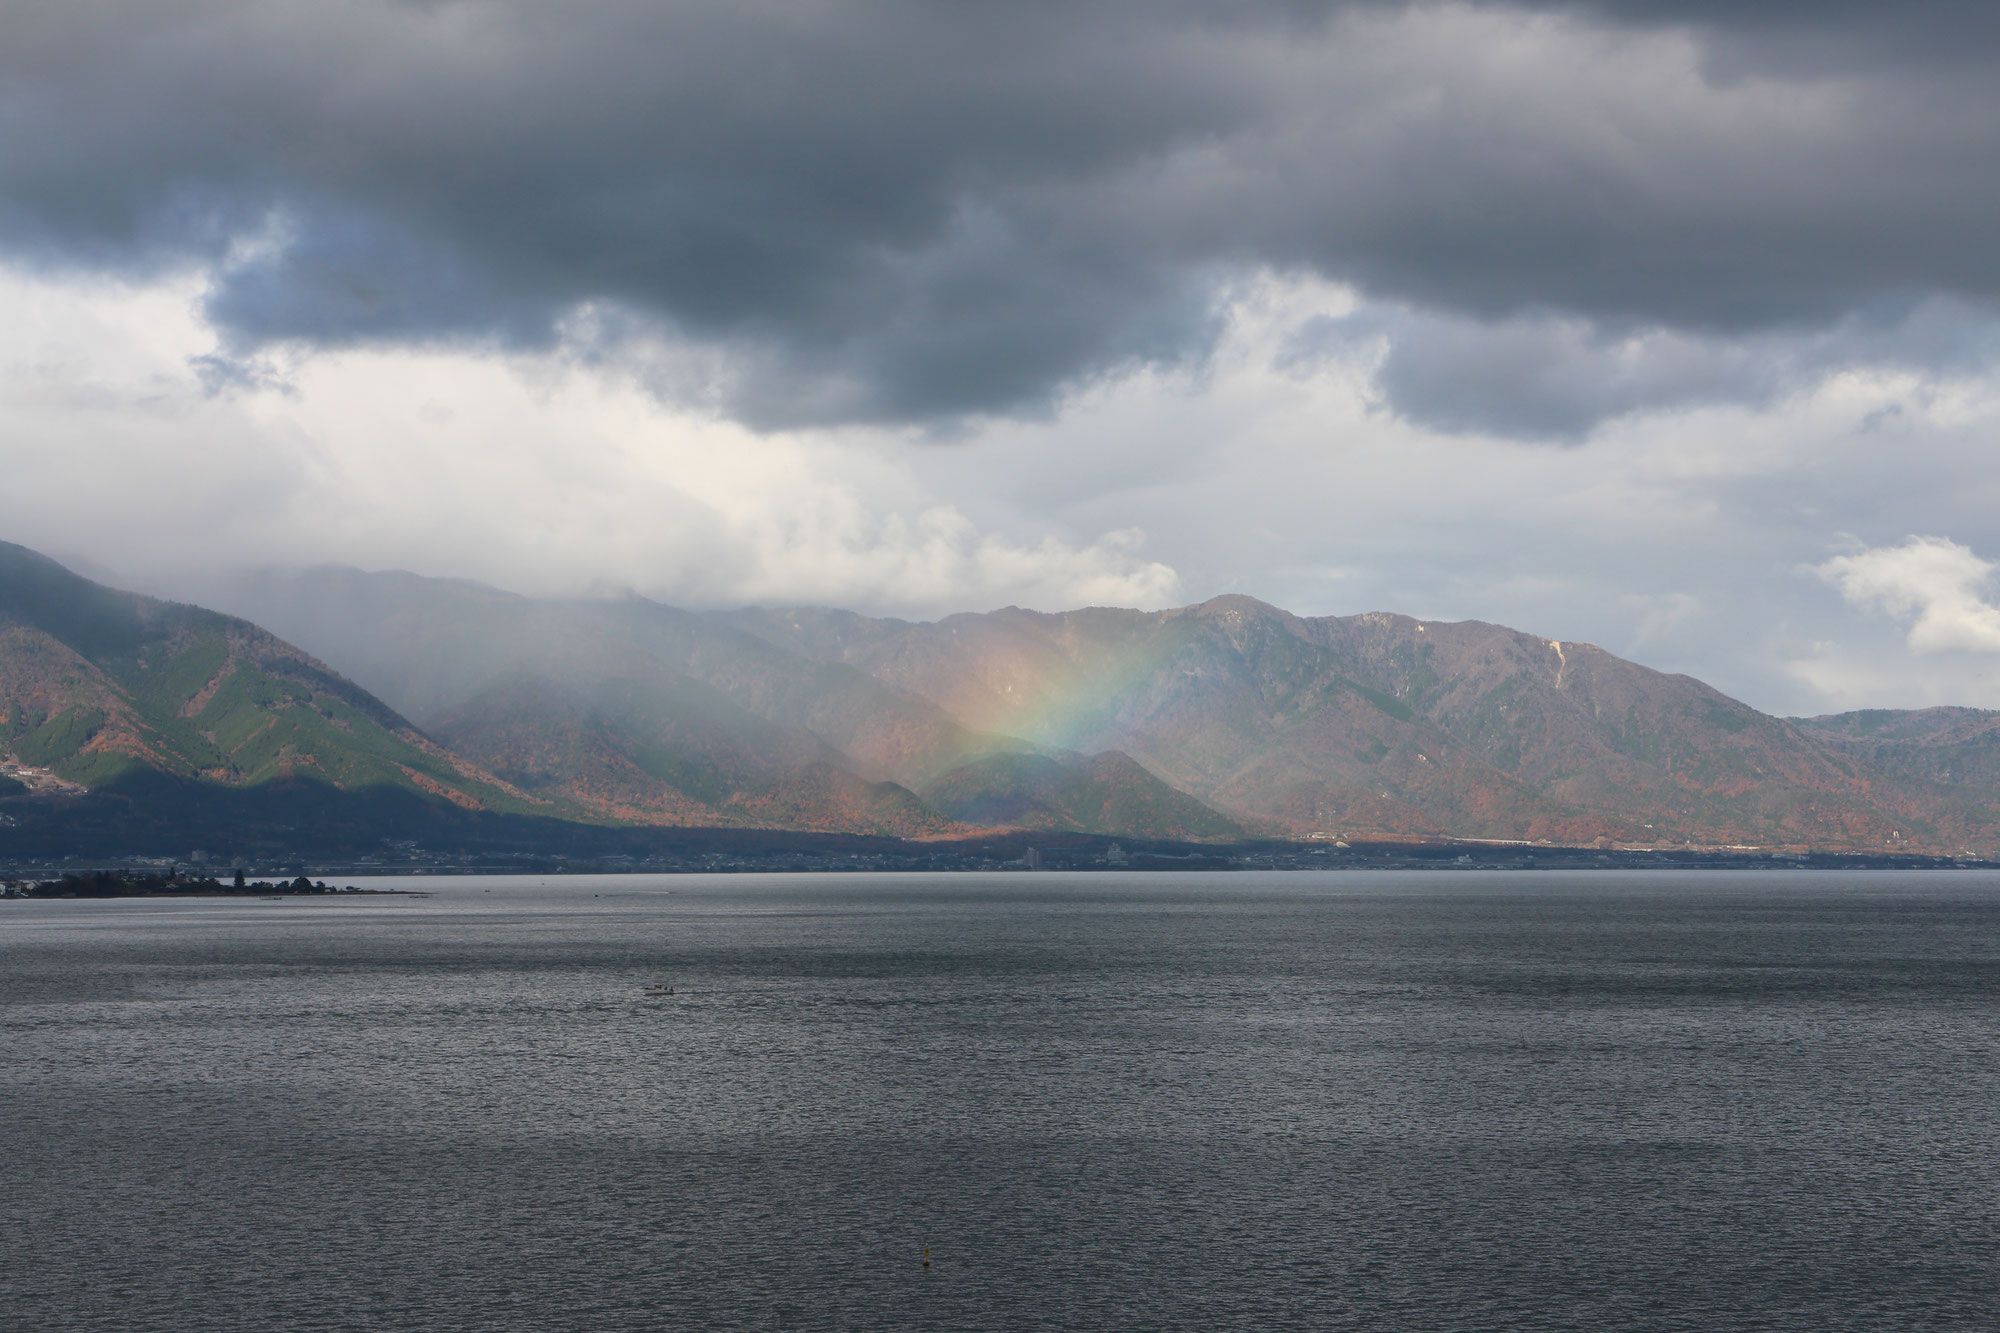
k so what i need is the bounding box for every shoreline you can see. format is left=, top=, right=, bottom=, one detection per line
left=9, top=847, right=2000, bottom=895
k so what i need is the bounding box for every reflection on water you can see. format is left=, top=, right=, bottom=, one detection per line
left=5, top=871, right=2000, bottom=1330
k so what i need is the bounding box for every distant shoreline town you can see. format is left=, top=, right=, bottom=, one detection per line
left=1, top=870, right=408, bottom=899
left=6, top=835, right=1994, bottom=897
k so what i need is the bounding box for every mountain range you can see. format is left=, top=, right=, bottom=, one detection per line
left=4, top=539, right=1998, bottom=858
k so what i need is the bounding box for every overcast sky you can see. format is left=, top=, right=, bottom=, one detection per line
left=6, top=0, right=2000, bottom=714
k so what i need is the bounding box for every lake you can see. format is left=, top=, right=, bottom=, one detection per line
left=5, top=871, right=1999, bottom=1330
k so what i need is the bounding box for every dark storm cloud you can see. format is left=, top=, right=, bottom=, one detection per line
left=6, top=0, right=2000, bottom=428
left=1290, top=298, right=2000, bottom=440
left=1556, top=1, right=2000, bottom=64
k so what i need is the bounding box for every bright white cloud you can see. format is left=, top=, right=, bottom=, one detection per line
left=0, top=263, right=1179, bottom=617
left=1816, top=537, right=2000, bottom=654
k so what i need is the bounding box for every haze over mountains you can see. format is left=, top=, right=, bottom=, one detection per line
left=0, top=542, right=566, bottom=854
left=6, top=538, right=2000, bottom=857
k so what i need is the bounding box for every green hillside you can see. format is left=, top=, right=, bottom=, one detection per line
left=0, top=542, right=546, bottom=815
left=430, top=672, right=961, bottom=837
left=920, top=750, right=1244, bottom=840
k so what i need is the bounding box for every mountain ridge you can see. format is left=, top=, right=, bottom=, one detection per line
left=719, top=593, right=2000, bottom=852
left=10, top=546, right=2000, bottom=856
left=0, top=542, right=544, bottom=812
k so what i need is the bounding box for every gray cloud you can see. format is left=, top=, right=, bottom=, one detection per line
left=1555, top=2, right=2000, bottom=68
left=7, top=1, right=2000, bottom=429
left=1291, top=297, right=2000, bottom=440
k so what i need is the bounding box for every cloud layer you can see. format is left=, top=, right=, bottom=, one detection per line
left=0, top=263, right=1179, bottom=618
left=8, top=254, right=2000, bottom=716
left=8, top=2, right=2000, bottom=431
left=8, top=3, right=2000, bottom=716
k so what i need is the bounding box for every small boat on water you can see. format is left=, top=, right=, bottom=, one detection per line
left=643, top=984, right=674, bottom=996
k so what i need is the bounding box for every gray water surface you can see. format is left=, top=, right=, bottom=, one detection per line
left=5, top=871, right=1999, bottom=1330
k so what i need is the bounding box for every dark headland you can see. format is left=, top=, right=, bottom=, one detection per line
left=2, top=870, right=409, bottom=899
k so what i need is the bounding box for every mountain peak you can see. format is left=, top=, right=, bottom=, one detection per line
left=1186, top=593, right=1289, bottom=620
